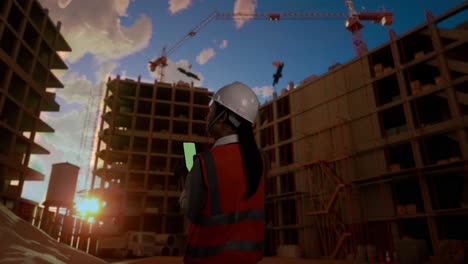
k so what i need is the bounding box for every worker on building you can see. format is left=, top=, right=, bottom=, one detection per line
left=178, top=81, right=268, bottom=264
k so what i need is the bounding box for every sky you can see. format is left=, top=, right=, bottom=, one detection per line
left=22, top=0, right=467, bottom=203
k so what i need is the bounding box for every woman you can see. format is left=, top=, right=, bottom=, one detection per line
left=179, top=81, right=268, bottom=264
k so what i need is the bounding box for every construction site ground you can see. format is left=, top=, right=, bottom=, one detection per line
left=111, top=256, right=361, bottom=264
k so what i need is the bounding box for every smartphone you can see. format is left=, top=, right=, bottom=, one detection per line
left=183, top=142, right=197, bottom=171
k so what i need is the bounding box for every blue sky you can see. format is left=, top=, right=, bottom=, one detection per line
left=22, top=0, right=466, bottom=203
left=113, top=0, right=467, bottom=91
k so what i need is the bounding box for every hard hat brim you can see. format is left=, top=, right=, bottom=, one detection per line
left=208, top=96, right=254, bottom=123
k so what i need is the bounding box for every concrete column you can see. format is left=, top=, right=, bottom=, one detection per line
left=425, top=11, right=468, bottom=160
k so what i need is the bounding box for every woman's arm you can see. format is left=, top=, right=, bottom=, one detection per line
left=179, top=158, right=207, bottom=222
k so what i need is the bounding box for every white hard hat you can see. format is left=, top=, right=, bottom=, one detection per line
left=210, top=81, right=259, bottom=124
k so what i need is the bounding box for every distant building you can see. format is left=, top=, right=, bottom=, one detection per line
left=0, top=0, right=71, bottom=220
left=91, top=77, right=213, bottom=236
left=40, top=162, right=79, bottom=239
left=43, top=162, right=80, bottom=209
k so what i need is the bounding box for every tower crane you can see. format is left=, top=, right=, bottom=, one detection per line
left=343, top=0, right=393, bottom=55
left=148, top=1, right=393, bottom=81
left=149, top=11, right=218, bottom=81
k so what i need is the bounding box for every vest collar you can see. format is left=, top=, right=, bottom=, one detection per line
left=212, top=134, right=239, bottom=148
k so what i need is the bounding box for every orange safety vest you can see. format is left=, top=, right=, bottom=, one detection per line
left=183, top=143, right=267, bottom=264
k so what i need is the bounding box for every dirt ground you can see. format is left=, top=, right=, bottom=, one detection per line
left=112, top=256, right=361, bottom=264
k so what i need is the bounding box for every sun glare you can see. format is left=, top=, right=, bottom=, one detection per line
left=76, top=197, right=100, bottom=215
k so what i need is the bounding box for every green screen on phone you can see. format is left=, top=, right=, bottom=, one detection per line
left=183, top=142, right=197, bottom=171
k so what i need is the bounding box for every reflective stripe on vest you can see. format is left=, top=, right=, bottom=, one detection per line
left=186, top=240, right=264, bottom=258
left=194, top=208, right=265, bottom=226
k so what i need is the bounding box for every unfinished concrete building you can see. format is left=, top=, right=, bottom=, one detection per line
left=92, top=77, right=213, bottom=236
left=0, top=0, right=70, bottom=219
left=256, top=2, right=467, bottom=260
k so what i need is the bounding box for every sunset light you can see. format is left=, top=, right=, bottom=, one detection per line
left=75, top=197, right=100, bottom=216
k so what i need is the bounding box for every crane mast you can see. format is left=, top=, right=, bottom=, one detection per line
left=345, top=0, right=358, bottom=16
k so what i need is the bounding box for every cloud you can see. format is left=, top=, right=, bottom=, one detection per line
left=57, top=0, right=72, bottom=8
left=39, top=0, right=152, bottom=63
left=149, top=59, right=204, bottom=87
left=114, top=0, right=130, bottom=16
left=120, top=70, right=127, bottom=79
left=54, top=73, right=94, bottom=105
left=49, top=61, right=118, bottom=106
left=219, top=40, right=228, bottom=49
left=233, top=0, right=257, bottom=29
left=95, top=60, right=120, bottom=81
left=169, top=0, right=192, bottom=14
left=252, top=85, right=274, bottom=99
left=196, top=47, right=215, bottom=65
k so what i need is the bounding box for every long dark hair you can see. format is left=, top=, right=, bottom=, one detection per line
left=214, top=103, right=263, bottom=199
